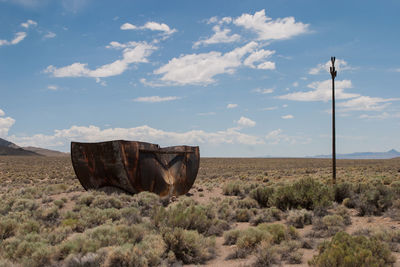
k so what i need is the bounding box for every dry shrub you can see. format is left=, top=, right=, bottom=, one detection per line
left=162, top=227, right=215, bottom=264
left=222, top=181, right=243, bottom=196
left=249, top=186, right=274, bottom=208
left=273, top=178, right=333, bottom=211
left=309, top=232, right=395, bottom=266
left=286, top=209, right=313, bottom=228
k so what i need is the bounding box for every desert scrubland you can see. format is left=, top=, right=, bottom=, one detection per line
left=1, top=156, right=400, bottom=266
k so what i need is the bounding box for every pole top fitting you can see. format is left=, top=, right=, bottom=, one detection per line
left=330, top=56, right=337, bottom=79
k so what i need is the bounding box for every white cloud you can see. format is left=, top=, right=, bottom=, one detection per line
left=133, top=96, right=180, bottom=103
left=281, top=114, right=294, bottom=119
left=0, top=116, right=15, bottom=138
left=0, top=32, right=27, bottom=46
left=265, top=128, right=310, bottom=145
left=8, top=124, right=264, bottom=148
left=338, top=96, right=400, bottom=111
left=244, top=49, right=275, bottom=69
left=193, top=25, right=240, bottom=48
left=197, top=112, right=216, bottom=116
left=45, top=41, right=156, bottom=78
left=227, top=103, right=238, bottom=109
left=0, top=109, right=5, bottom=117
left=120, top=23, right=137, bottom=30
left=261, top=106, right=278, bottom=111
left=292, top=82, right=299, bottom=87
left=359, top=112, right=390, bottom=119
left=120, top=21, right=176, bottom=35
left=309, top=59, right=354, bottom=75
left=21, top=19, right=37, bottom=29
left=154, top=41, right=259, bottom=85
left=237, top=116, right=256, bottom=127
left=253, top=88, right=274, bottom=94
left=47, top=85, right=58, bottom=91
left=278, top=79, right=358, bottom=102
left=233, top=9, right=309, bottom=41
left=44, top=32, right=56, bottom=39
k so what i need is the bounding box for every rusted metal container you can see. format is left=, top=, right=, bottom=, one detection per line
left=71, top=140, right=200, bottom=197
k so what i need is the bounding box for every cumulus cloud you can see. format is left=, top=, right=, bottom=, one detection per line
left=233, top=9, right=309, bottom=41
left=278, top=80, right=358, bottom=102
left=244, top=49, right=275, bottom=69
left=237, top=116, right=256, bottom=127
left=133, top=96, right=180, bottom=103
left=227, top=103, right=238, bottom=109
left=193, top=25, right=240, bottom=48
left=45, top=41, right=156, bottom=78
left=309, top=59, right=355, bottom=75
left=8, top=124, right=264, bottom=148
left=0, top=32, right=27, bottom=46
left=120, top=21, right=176, bottom=35
left=153, top=41, right=260, bottom=85
left=338, top=96, right=400, bottom=111
left=281, top=114, right=294, bottom=119
left=0, top=110, right=15, bottom=138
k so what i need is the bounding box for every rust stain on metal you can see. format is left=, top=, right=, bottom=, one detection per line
left=70, top=140, right=200, bottom=197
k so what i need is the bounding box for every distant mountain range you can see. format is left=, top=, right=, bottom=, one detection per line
left=0, top=137, right=68, bottom=156
left=312, top=149, right=400, bottom=159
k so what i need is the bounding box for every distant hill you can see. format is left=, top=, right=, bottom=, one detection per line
left=313, top=149, right=400, bottom=159
left=0, top=137, right=41, bottom=156
left=23, top=146, right=69, bottom=157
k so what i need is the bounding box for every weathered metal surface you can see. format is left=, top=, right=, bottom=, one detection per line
left=71, top=140, right=200, bottom=197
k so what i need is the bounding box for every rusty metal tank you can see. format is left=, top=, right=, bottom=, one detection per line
left=70, top=140, right=200, bottom=197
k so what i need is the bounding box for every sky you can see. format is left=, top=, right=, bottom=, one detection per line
left=1, top=0, right=400, bottom=157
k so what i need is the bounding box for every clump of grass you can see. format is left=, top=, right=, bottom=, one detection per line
left=309, top=231, right=395, bottom=266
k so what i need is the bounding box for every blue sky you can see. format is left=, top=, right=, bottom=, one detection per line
left=1, top=0, right=400, bottom=157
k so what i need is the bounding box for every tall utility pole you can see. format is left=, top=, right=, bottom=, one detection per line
left=330, top=57, right=337, bottom=184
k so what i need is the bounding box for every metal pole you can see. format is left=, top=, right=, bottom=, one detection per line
left=330, top=57, right=337, bottom=184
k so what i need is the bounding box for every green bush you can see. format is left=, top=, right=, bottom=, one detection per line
left=273, top=178, right=333, bottom=211
left=132, top=192, right=162, bottom=216
left=309, top=231, right=395, bottom=266
left=353, top=184, right=393, bottom=216
left=162, top=227, right=215, bottom=264
left=57, top=224, right=145, bottom=259
left=334, top=182, right=354, bottom=203
left=153, top=202, right=222, bottom=236
left=249, top=186, right=274, bottom=207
